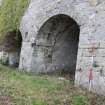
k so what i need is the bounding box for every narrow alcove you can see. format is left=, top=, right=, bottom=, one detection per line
left=2, top=30, right=22, bottom=67
left=32, top=14, right=80, bottom=79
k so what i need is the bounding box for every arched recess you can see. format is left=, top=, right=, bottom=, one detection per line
left=32, top=14, right=80, bottom=77
left=3, top=30, right=22, bottom=67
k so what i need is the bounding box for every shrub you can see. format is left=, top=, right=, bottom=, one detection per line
left=0, top=0, right=29, bottom=44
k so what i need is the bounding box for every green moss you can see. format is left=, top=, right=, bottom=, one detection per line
left=0, top=0, right=29, bottom=43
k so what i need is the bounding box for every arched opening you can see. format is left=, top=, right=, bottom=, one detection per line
left=32, top=14, right=80, bottom=79
left=2, top=30, right=22, bottom=67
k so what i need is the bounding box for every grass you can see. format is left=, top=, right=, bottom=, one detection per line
left=0, top=65, right=105, bottom=105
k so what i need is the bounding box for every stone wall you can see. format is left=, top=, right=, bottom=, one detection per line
left=75, top=0, right=105, bottom=95
left=19, top=0, right=105, bottom=95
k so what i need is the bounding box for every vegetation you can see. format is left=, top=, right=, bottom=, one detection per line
left=0, top=0, right=29, bottom=43
left=0, top=65, right=105, bottom=105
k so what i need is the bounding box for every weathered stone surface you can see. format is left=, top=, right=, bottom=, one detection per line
left=89, top=0, right=99, bottom=6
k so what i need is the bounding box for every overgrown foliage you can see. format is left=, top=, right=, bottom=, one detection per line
left=0, top=0, right=29, bottom=43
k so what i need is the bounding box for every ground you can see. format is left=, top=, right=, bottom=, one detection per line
left=0, top=65, right=105, bottom=105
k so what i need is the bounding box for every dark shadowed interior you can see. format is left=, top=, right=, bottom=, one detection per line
left=3, top=30, right=22, bottom=67
left=32, top=14, right=80, bottom=78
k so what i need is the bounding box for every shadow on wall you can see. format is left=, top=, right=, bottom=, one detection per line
left=31, top=14, right=80, bottom=78
left=0, top=30, right=22, bottom=67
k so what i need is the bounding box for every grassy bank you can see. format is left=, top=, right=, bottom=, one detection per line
left=0, top=65, right=105, bottom=105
